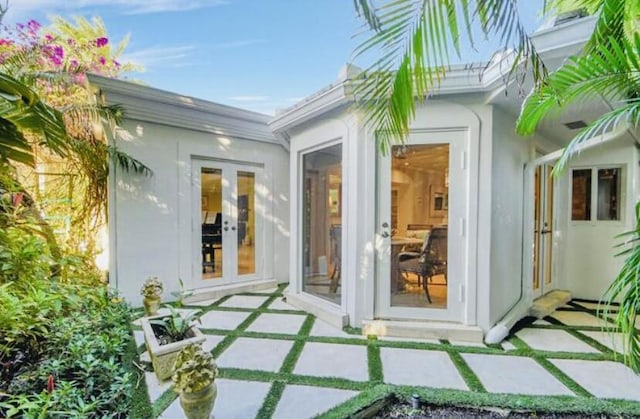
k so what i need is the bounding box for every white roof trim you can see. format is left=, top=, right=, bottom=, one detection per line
left=269, top=16, right=596, bottom=133
left=89, top=75, right=285, bottom=149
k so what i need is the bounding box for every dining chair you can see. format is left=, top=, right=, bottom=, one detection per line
left=397, top=226, right=447, bottom=303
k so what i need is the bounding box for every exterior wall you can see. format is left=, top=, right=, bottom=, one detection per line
left=488, top=108, right=560, bottom=326
left=109, top=119, right=289, bottom=306
left=555, top=137, right=639, bottom=301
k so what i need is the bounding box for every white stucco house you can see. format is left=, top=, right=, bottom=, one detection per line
left=97, top=15, right=639, bottom=343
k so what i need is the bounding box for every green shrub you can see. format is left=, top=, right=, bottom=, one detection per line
left=0, top=290, right=135, bottom=418
left=0, top=227, right=53, bottom=285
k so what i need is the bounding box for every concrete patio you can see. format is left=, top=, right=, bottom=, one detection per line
left=131, top=286, right=640, bottom=418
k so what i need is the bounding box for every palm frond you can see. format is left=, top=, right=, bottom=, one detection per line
left=0, top=72, right=69, bottom=164
left=602, top=201, right=640, bottom=372
left=354, top=0, right=547, bottom=151
left=553, top=98, right=640, bottom=171
left=354, top=0, right=381, bottom=31
left=107, top=146, right=152, bottom=176
left=517, top=33, right=640, bottom=136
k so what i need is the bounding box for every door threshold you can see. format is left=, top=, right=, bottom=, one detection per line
left=362, top=319, right=484, bottom=343
left=530, top=289, right=572, bottom=319
left=184, top=279, right=278, bottom=304
left=285, top=292, right=349, bottom=329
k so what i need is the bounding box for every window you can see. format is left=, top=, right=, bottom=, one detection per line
left=571, top=167, right=622, bottom=222
left=301, top=143, right=342, bottom=305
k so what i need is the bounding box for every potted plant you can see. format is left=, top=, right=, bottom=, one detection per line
left=140, top=276, right=163, bottom=316
left=172, top=344, right=218, bottom=419
left=140, top=306, right=205, bottom=380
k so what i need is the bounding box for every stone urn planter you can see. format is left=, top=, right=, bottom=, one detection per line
left=140, top=310, right=205, bottom=380
left=140, top=277, right=164, bottom=316
left=173, top=344, right=219, bottom=419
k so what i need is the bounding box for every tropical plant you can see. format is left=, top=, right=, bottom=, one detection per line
left=172, top=344, right=218, bottom=394
left=0, top=8, right=150, bottom=262
left=353, top=0, right=548, bottom=152
left=150, top=306, right=202, bottom=345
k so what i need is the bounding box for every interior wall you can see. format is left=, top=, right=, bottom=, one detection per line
left=555, top=137, right=638, bottom=301
left=110, top=120, right=289, bottom=306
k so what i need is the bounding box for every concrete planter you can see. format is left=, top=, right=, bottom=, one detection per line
left=140, top=314, right=206, bottom=380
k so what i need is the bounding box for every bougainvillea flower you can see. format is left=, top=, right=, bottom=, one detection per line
left=96, top=37, right=109, bottom=47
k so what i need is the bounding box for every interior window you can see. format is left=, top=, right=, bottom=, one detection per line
left=571, top=167, right=622, bottom=222
left=597, top=168, right=620, bottom=221
left=571, top=169, right=591, bottom=221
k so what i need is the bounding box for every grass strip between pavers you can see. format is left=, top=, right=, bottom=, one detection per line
left=447, top=351, right=485, bottom=392
left=256, top=380, right=286, bottom=419
left=367, top=344, right=384, bottom=383
left=534, top=356, right=593, bottom=398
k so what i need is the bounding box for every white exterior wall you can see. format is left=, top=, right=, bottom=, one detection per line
left=555, top=138, right=638, bottom=301
left=110, top=120, right=289, bottom=306
left=488, top=108, right=560, bottom=326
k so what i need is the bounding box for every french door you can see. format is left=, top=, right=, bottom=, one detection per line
left=375, top=130, right=468, bottom=322
left=533, top=164, right=555, bottom=298
left=192, top=159, right=263, bottom=286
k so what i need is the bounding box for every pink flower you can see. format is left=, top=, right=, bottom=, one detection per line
left=44, top=34, right=54, bottom=42
left=95, top=37, right=108, bottom=47
left=27, top=20, right=41, bottom=32
left=99, top=56, right=106, bottom=65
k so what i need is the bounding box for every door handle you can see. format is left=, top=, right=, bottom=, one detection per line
left=381, top=231, right=390, bottom=238
left=540, top=229, right=552, bottom=234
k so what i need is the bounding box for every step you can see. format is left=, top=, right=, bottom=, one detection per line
left=184, top=279, right=279, bottom=303
left=361, top=319, right=484, bottom=343
left=530, top=289, right=572, bottom=319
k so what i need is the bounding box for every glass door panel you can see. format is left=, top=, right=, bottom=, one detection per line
left=376, top=131, right=466, bottom=322
left=193, top=160, right=263, bottom=287
left=201, top=168, right=224, bottom=280
left=389, top=144, right=450, bottom=309
left=533, top=164, right=554, bottom=297
left=237, top=171, right=256, bottom=276
left=301, top=143, right=342, bottom=305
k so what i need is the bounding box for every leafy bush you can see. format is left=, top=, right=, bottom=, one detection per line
left=0, top=288, right=135, bottom=418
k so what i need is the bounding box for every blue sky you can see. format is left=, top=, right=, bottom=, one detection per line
left=7, top=0, right=545, bottom=115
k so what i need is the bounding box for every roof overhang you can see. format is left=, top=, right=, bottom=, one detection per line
left=89, top=74, right=287, bottom=150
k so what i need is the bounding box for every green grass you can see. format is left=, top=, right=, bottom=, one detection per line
left=136, top=291, right=640, bottom=419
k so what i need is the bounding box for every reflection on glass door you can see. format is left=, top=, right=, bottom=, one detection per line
left=301, top=143, right=342, bottom=305
left=201, top=168, right=223, bottom=279
left=389, top=144, right=450, bottom=309
left=533, top=164, right=554, bottom=297
left=237, top=171, right=255, bottom=276
left=193, top=160, right=262, bottom=286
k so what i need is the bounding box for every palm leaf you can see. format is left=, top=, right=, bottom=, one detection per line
left=354, top=0, right=547, bottom=151
left=517, top=33, right=640, bottom=137
left=602, top=201, right=640, bottom=372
